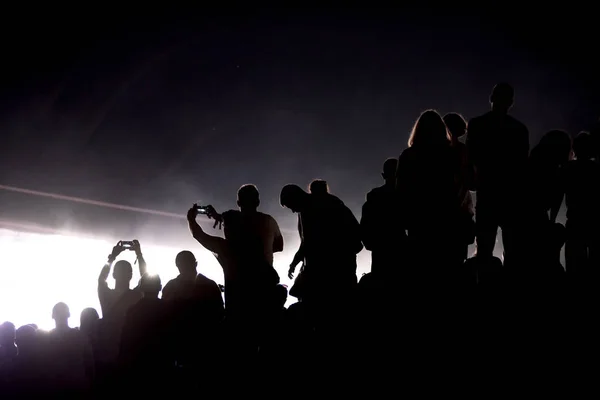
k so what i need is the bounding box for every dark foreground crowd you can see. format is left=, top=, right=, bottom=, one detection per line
left=1, top=83, right=600, bottom=397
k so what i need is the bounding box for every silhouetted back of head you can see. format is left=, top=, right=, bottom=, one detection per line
left=0, top=321, right=16, bottom=345
left=408, top=109, right=451, bottom=147
left=573, top=131, right=594, bottom=160
left=175, top=250, right=197, bottom=276
left=535, top=129, right=572, bottom=164
left=280, top=184, right=308, bottom=213
left=382, top=157, right=398, bottom=181
left=113, top=260, right=133, bottom=282
left=52, top=302, right=70, bottom=322
left=237, top=184, right=260, bottom=210
left=309, top=179, right=329, bottom=195
left=15, top=325, right=36, bottom=349
left=140, top=273, right=162, bottom=297
left=80, top=308, right=99, bottom=334
left=490, top=82, right=514, bottom=111
left=443, top=112, right=467, bottom=140
left=274, top=284, right=288, bottom=309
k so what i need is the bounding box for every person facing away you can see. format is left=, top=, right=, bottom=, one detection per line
left=187, top=204, right=279, bottom=321
left=46, top=302, right=94, bottom=392
left=523, top=130, right=571, bottom=270
left=0, top=321, right=17, bottom=363
left=97, top=240, right=146, bottom=321
left=288, top=179, right=340, bottom=280
left=120, top=273, right=170, bottom=378
left=208, top=184, right=284, bottom=267
left=79, top=307, right=100, bottom=340
left=563, top=131, right=600, bottom=277
left=162, top=250, right=202, bottom=301
left=361, top=158, right=407, bottom=277
left=396, top=109, right=466, bottom=271
left=466, top=83, right=529, bottom=262
left=280, top=184, right=363, bottom=303
left=444, top=113, right=476, bottom=248
left=96, top=240, right=146, bottom=367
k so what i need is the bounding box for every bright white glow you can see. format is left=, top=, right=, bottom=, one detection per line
left=0, top=228, right=369, bottom=331
left=0, top=228, right=224, bottom=331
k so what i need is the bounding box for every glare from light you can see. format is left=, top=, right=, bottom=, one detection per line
left=0, top=228, right=369, bottom=331
left=0, top=228, right=224, bottom=330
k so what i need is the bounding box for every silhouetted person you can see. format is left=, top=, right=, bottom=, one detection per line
left=96, top=240, right=146, bottom=378
left=162, top=250, right=223, bottom=368
left=444, top=112, right=475, bottom=222
left=522, top=130, right=571, bottom=276
left=206, top=184, right=284, bottom=267
left=79, top=307, right=100, bottom=339
left=280, top=184, right=362, bottom=309
left=162, top=250, right=203, bottom=301
left=396, top=110, right=468, bottom=276
left=188, top=195, right=280, bottom=321
left=47, top=302, right=94, bottom=393
left=98, top=240, right=146, bottom=320
left=563, top=131, right=600, bottom=279
left=120, top=273, right=169, bottom=383
left=309, top=179, right=329, bottom=196
left=361, top=158, right=406, bottom=277
left=8, top=325, right=44, bottom=395
left=467, top=83, right=529, bottom=264
left=444, top=112, right=468, bottom=156
left=289, top=179, right=335, bottom=283
left=0, top=321, right=17, bottom=362
left=527, top=130, right=571, bottom=224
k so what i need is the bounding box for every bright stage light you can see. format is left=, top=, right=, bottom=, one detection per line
left=0, top=228, right=225, bottom=331
left=0, top=226, right=368, bottom=330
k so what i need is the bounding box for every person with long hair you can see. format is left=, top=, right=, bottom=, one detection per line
left=396, top=110, right=466, bottom=279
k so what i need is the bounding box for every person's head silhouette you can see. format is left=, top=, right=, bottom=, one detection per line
left=175, top=250, right=197, bottom=278
left=573, top=131, right=594, bottom=160
left=274, top=284, right=288, bottom=309
left=280, top=184, right=309, bottom=213
left=443, top=112, right=467, bottom=141
left=15, top=325, right=36, bottom=354
left=490, top=82, right=514, bottom=113
left=0, top=321, right=16, bottom=347
left=113, top=260, right=133, bottom=285
left=536, top=129, right=572, bottom=165
left=79, top=308, right=99, bottom=335
left=408, top=109, right=451, bottom=147
left=309, top=179, right=329, bottom=195
left=382, top=158, right=398, bottom=183
left=140, top=273, right=162, bottom=298
left=52, top=302, right=70, bottom=330
left=237, top=184, right=260, bottom=211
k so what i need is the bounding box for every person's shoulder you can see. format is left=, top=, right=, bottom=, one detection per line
left=366, top=185, right=386, bottom=201
left=468, top=112, right=489, bottom=125
left=506, top=115, right=527, bottom=131
left=257, top=211, right=280, bottom=227
left=162, top=278, right=177, bottom=293
left=399, top=147, right=415, bottom=161
left=196, top=272, right=217, bottom=286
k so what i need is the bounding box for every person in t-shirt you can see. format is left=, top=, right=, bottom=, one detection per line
left=204, top=184, right=283, bottom=267
left=97, top=240, right=147, bottom=320
left=96, top=240, right=146, bottom=369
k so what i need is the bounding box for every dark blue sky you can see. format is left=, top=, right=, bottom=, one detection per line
left=0, top=8, right=598, bottom=245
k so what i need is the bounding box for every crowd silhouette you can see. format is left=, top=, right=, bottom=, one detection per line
left=1, top=83, right=600, bottom=397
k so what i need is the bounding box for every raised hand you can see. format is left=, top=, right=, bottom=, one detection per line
left=132, top=239, right=142, bottom=255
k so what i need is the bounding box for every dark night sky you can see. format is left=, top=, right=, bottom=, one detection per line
left=0, top=8, right=598, bottom=247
